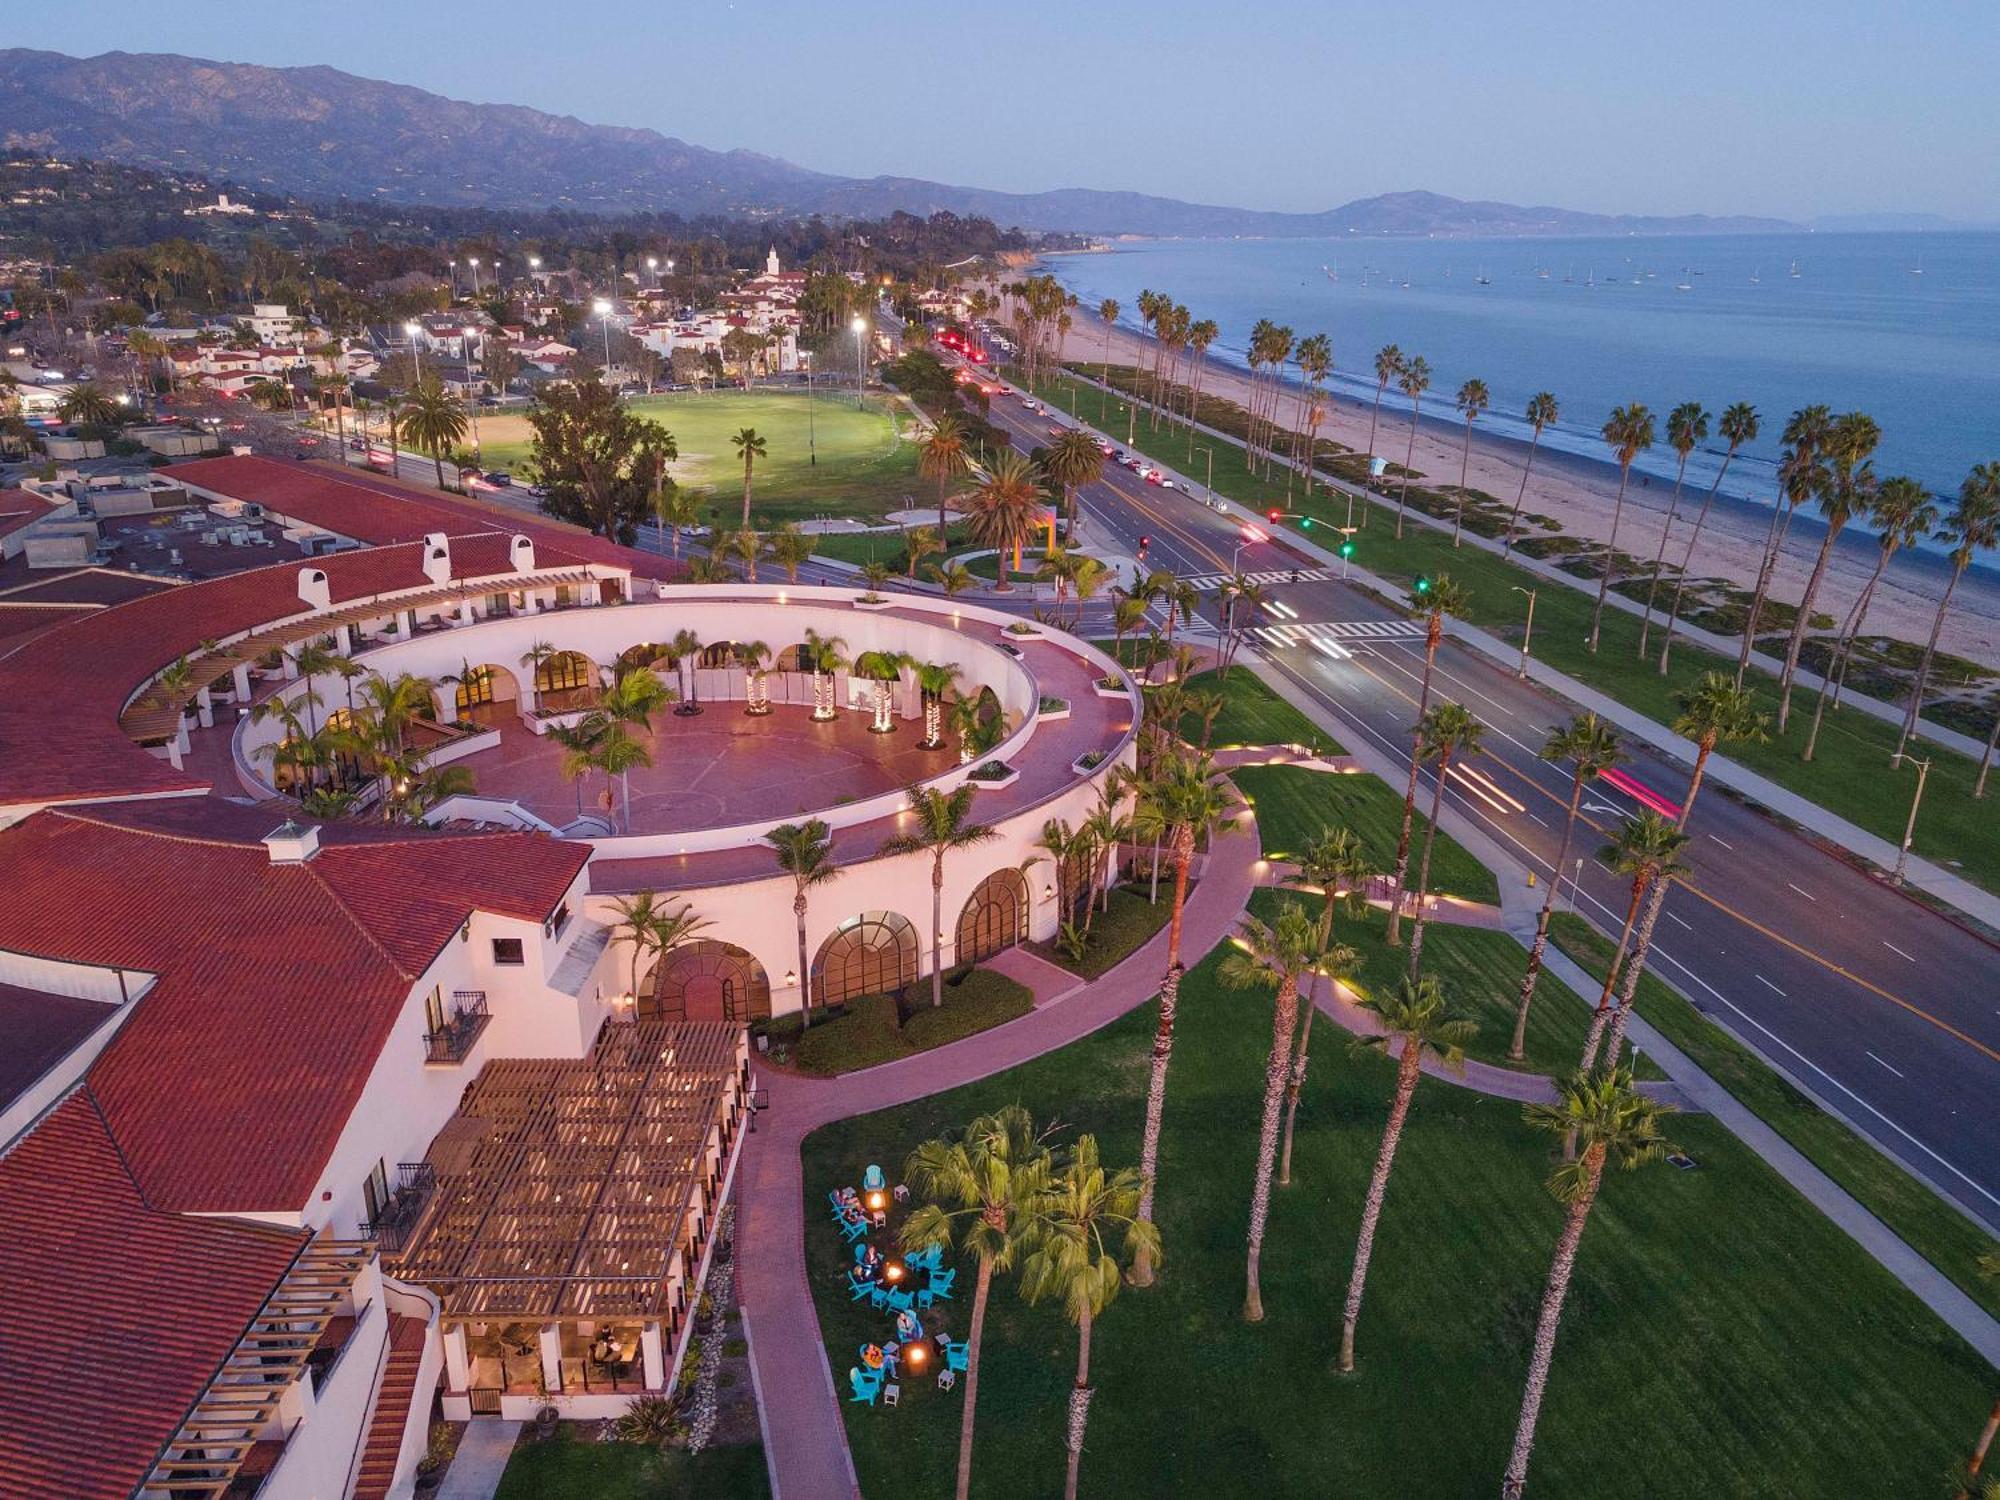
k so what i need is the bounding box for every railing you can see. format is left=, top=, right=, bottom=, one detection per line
left=423, top=991, right=490, bottom=1064
left=358, top=1163, right=437, bottom=1255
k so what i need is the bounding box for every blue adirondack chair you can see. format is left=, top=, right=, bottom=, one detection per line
left=907, top=1245, right=943, bottom=1275
left=944, top=1341, right=970, bottom=1375
left=848, top=1366, right=883, bottom=1405
left=885, top=1287, right=915, bottom=1314
left=926, top=1268, right=956, bottom=1301
left=847, top=1274, right=875, bottom=1302
left=840, top=1217, right=869, bottom=1245
left=867, top=1284, right=893, bottom=1313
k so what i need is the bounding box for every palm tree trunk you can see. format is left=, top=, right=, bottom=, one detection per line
left=1339, top=1043, right=1423, bottom=1371
left=1405, top=748, right=1452, bottom=977
left=1975, top=706, right=1999, bottom=798
left=1453, top=420, right=1473, bottom=545
left=1385, top=632, right=1441, bottom=947
left=954, top=1256, right=994, bottom=1500
left=1504, top=429, right=1542, bottom=556
left=1130, top=832, right=1193, bottom=1288
left=1244, top=976, right=1299, bottom=1322
left=1605, top=873, right=1672, bottom=1065
left=1736, top=500, right=1798, bottom=687
left=1579, top=879, right=1648, bottom=1071
left=1657, top=452, right=1737, bottom=671
left=741, top=461, right=752, bottom=527
left=1511, top=776, right=1585, bottom=1060
left=931, top=860, right=946, bottom=1007
left=1501, top=1149, right=1606, bottom=1500
left=1281, top=901, right=1337, bottom=1187
left=1395, top=400, right=1421, bottom=539
left=1636, top=461, right=1691, bottom=657
left=1588, top=463, right=1633, bottom=653
left=433, top=448, right=447, bottom=492
left=1777, top=527, right=1843, bottom=730
left=794, top=893, right=812, bottom=1031
left=1895, top=562, right=1964, bottom=763
left=1063, top=1305, right=1094, bottom=1500
left=1804, top=547, right=1892, bottom=761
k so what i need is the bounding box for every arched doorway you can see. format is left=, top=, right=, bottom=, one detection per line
left=812, top=912, right=919, bottom=1009
left=955, top=868, right=1028, bottom=965
left=532, top=650, right=597, bottom=713
left=452, top=663, right=520, bottom=716
left=643, top=941, right=772, bottom=1024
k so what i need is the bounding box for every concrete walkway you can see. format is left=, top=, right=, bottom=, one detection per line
left=434, top=1419, right=520, bottom=1500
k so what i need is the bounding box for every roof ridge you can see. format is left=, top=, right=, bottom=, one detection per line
left=303, top=863, right=417, bottom=981
left=48, top=805, right=271, bottom=853
left=81, top=1083, right=158, bottom=1211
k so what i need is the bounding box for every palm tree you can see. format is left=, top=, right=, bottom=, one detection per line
left=598, top=664, right=672, bottom=816
left=592, top=721, right=654, bottom=833
left=1144, top=569, right=1201, bottom=665
left=1450, top=378, right=1489, bottom=546
left=1018, top=1134, right=1158, bottom=1500
left=765, top=819, right=839, bottom=1028
left=1976, top=688, right=2000, bottom=800
left=1804, top=476, right=1937, bottom=761
left=723, top=527, right=762, bottom=582
left=1215, top=574, right=1269, bottom=677
left=964, top=449, right=1045, bottom=588
left=519, top=641, right=557, bottom=714
left=1589, top=403, right=1656, bottom=653
left=1503, top=1070, right=1673, bottom=1498
left=731, top=426, right=767, bottom=526
left=1738, top=406, right=1832, bottom=687
left=1636, top=401, right=1710, bottom=658
left=881, top=783, right=997, bottom=1007
left=670, top=628, right=705, bottom=714
left=919, top=414, right=971, bottom=535
left=901, top=524, right=942, bottom=579
left=1578, top=813, right=1691, bottom=1070
left=1183, top=318, right=1219, bottom=438
left=1658, top=402, right=1758, bottom=670
left=929, top=559, right=977, bottom=597
left=1404, top=702, right=1485, bottom=976
left=1279, top=827, right=1370, bottom=1182
left=1511, top=715, right=1623, bottom=1060
left=1778, top=410, right=1880, bottom=730
left=610, top=889, right=707, bottom=1003
left=1338, top=975, right=1477, bottom=1372
left=1096, top=298, right=1120, bottom=396
left=1365, top=344, right=1405, bottom=499
left=398, top=376, right=470, bottom=491
left=1895, top=464, right=2000, bottom=764
left=57, top=381, right=119, bottom=427
left=1045, top=428, right=1104, bottom=529
left=1110, top=590, right=1150, bottom=665
left=1504, top=392, right=1560, bottom=556
left=1392, top=355, right=1432, bottom=538
left=1128, top=753, right=1233, bottom=1286
left=734, top=640, right=774, bottom=716
left=902, top=1107, right=1054, bottom=1500
left=654, top=482, right=700, bottom=560
left=356, top=671, right=436, bottom=753
left=1385, top=576, right=1470, bottom=947
left=1675, top=670, right=1772, bottom=823
left=765, top=522, right=816, bottom=582
left=1217, top=901, right=1318, bottom=1322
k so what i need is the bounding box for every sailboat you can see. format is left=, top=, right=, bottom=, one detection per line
left=1675, top=267, right=1694, bottom=292
left=1474, top=267, right=1492, bottom=286
left=1562, top=267, right=1574, bottom=284
left=1909, top=254, right=1924, bottom=276
left=1750, top=267, right=1761, bottom=284
left=1323, top=263, right=1339, bottom=282
left=1788, top=259, right=1802, bottom=278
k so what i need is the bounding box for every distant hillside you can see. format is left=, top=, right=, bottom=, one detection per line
left=0, top=48, right=1798, bottom=238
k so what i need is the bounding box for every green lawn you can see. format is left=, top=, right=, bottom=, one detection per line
left=1549, top=913, right=2000, bottom=1317
left=1161, top=668, right=1344, bottom=754
left=491, top=1427, right=769, bottom=1500
left=1245, top=888, right=1659, bottom=1080
left=760, top=967, right=1035, bottom=1076
left=1232, top=763, right=1501, bottom=905
left=1029, top=884, right=1172, bottom=978
left=1027, top=368, right=2000, bottom=895
left=812, top=521, right=977, bottom=569
left=483, top=390, right=921, bottom=524
left=802, top=939, right=1990, bottom=1499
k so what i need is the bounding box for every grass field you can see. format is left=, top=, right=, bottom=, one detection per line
left=802, top=939, right=1991, bottom=1499
left=1168, top=667, right=1343, bottom=753
left=481, top=390, right=921, bottom=524
left=1232, top=763, right=1501, bottom=905
left=492, top=1426, right=769, bottom=1499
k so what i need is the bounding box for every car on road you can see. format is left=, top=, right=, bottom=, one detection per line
left=1022, top=400, right=1041, bottom=413
left=1048, top=425, right=1068, bottom=439
left=484, top=471, right=513, bottom=487
left=1094, top=439, right=1114, bottom=456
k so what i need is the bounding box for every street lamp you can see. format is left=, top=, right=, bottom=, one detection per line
left=1195, top=444, right=1214, bottom=494
left=468, top=257, right=481, bottom=296
left=528, top=255, right=542, bottom=272
left=593, top=298, right=614, bottom=380
left=1510, top=585, right=1537, bottom=678
left=1893, top=756, right=1933, bottom=886
left=850, top=316, right=867, bottom=408
left=403, top=321, right=424, bottom=382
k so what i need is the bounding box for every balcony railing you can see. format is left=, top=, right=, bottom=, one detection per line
left=423, top=990, right=490, bottom=1064
left=358, top=1163, right=437, bottom=1255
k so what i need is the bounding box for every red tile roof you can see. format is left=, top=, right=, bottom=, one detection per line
left=0, top=1090, right=305, bottom=1500
left=0, top=807, right=587, bottom=1212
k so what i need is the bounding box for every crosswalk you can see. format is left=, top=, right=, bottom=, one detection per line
left=1251, top=619, right=1429, bottom=658
left=1183, top=567, right=1333, bottom=589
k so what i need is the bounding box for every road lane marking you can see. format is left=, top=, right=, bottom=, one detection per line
left=1756, top=975, right=1786, bottom=996
left=1882, top=941, right=1915, bottom=962
left=1787, top=882, right=1817, bottom=902
left=1708, top=834, right=1734, bottom=850
left=1529, top=813, right=1549, bottom=827
left=1667, top=912, right=1693, bottom=930
left=1866, top=1051, right=1906, bottom=1078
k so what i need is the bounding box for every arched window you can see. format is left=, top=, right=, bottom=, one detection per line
left=535, top=650, right=593, bottom=694
left=618, top=643, right=669, bottom=672
left=699, top=641, right=737, bottom=669
left=955, top=869, right=1028, bottom=965
left=454, top=665, right=496, bottom=711
left=643, top=941, right=772, bottom=1024
left=812, top=912, right=919, bottom=1010
left=774, top=643, right=810, bottom=673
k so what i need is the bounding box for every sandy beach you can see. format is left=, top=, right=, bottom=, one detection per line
left=1022, top=295, right=2000, bottom=675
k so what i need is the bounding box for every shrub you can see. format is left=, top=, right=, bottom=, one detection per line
left=792, top=992, right=905, bottom=1074
left=616, top=1394, right=685, bottom=1446
left=967, top=759, right=1012, bottom=782
left=900, top=968, right=1033, bottom=1049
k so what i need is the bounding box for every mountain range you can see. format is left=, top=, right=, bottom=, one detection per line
left=0, top=48, right=1804, bottom=238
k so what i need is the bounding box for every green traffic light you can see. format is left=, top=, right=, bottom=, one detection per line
left=1339, top=541, right=1356, bottom=558
left=1301, top=516, right=1313, bottom=527
left=1414, top=574, right=1432, bottom=594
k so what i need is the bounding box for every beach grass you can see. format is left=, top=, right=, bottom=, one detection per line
left=801, top=938, right=1991, bottom=1500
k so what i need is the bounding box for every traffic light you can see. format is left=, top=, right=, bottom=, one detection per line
left=1339, top=539, right=1356, bottom=559
left=1300, top=515, right=1314, bottom=528
left=1267, top=508, right=1282, bottom=523
left=1137, top=535, right=1151, bottom=558
left=1414, top=574, right=1432, bottom=596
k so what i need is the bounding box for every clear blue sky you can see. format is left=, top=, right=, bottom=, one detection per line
left=19, top=0, right=2000, bottom=220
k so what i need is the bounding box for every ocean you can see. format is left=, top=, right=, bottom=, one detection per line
left=1042, top=232, right=2000, bottom=528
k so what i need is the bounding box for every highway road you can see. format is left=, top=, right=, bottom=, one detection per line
left=966, top=363, right=2000, bottom=1230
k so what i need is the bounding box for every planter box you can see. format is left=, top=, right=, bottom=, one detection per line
left=852, top=595, right=897, bottom=612
left=1092, top=678, right=1132, bottom=700
left=966, top=761, right=1019, bottom=790
left=1038, top=697, right=1071, bottom=721
left=1002, top=621, right=1045, bottom=640
left=1071, top=751, right=1109, bottom=775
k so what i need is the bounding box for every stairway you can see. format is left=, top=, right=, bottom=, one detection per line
left=352, top=1313, right=431, bottom=1500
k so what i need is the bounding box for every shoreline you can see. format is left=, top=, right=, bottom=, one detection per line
left=1018, top=287, right=2000, bottom=674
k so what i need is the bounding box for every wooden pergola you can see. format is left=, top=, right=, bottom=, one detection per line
left=388, top=1020, right=746, bottom=1324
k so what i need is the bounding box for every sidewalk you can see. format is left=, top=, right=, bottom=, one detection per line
left=734, top=813, right=1263, bottom=1500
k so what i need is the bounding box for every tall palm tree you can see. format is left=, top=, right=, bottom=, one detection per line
left=592, top=720, right=654, bottom=833
left=1045, top=428, right=1104, bottom=528
left=1365, top=344, right=1405, bottom=501
left=1589, top=403, right=1656, bottom=653
left=356, top=671, right=436, bottom=753
left=1450, top=378, right=1489, bottom=545
left=1145, top=569, right=1201, bottom=664
left=765, top=522, right=816, bottom=582
left=1217, top=901, right=1318, bottom=1322
left=1018, top=1134, right=1158, bottom=1500
left=1127, top=752, right=1234, bottom=1287
left=765, top=819, right=838, bottom=1028
left=1504, top=392, right=1560, bottom=556
left=1110, top=590, right=1150, bottom=665
left=964, top=449, right=1045, bottom=588
left=881, top=783, right=997, bottom=1007
left=1279, top=827, right=1370, bottom=1183
left=1778, top=410, right=1880, bottom=730
left=731, top=426, right=767, bottom=526
left=734, top=640, right=774, bottom=716
left=724, top=527, right=763, bottom=582
left=902, top=1107, right=1054, bottom=1500
left=1673, top=670, right=1769, bottom=826
left=1338, top=974, right=1477, bottom=1372
left=1404, top=702, right=1485, bottom=976
left=1096, top=298, right=1120, bottom=394
left=1636, top=401, right=1710, bottom=658
left=1503, top=1070, right=1673, bottom=1499
left=1578, top=813, right=1690, bottom=1070
left=913, top=660, right=961, bottom=748
left=398, top=376, right=469, bottom=491
left=1386, top=576, right=1471, bottom=947
left=1392, top=355, right=1432, bottom=538
left=1895, top=463, right=2000, bottom=764
left=609, top=889, right=709, bottom=1004
left=519, top=641, right=557, bottom=714
left=1510, top=714, right=1623, bottom=1060
left=654, top=482, right=701, bottom=560
left=1804, top=476, right=1937, bottom=761
left=598, top=664, right=672, bottom=817
left=1658, top=402, right=1758, bottom=670
left=670, top=628, right=705, bottom=713
left=1183, top=318, right=1219, bottom=439
left=1738, top=405, right=1832, bottom=687
left=919, top=414, right=971, bottom=535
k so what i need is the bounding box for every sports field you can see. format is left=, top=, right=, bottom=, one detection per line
left=479, top=389, right=921, bottom=524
